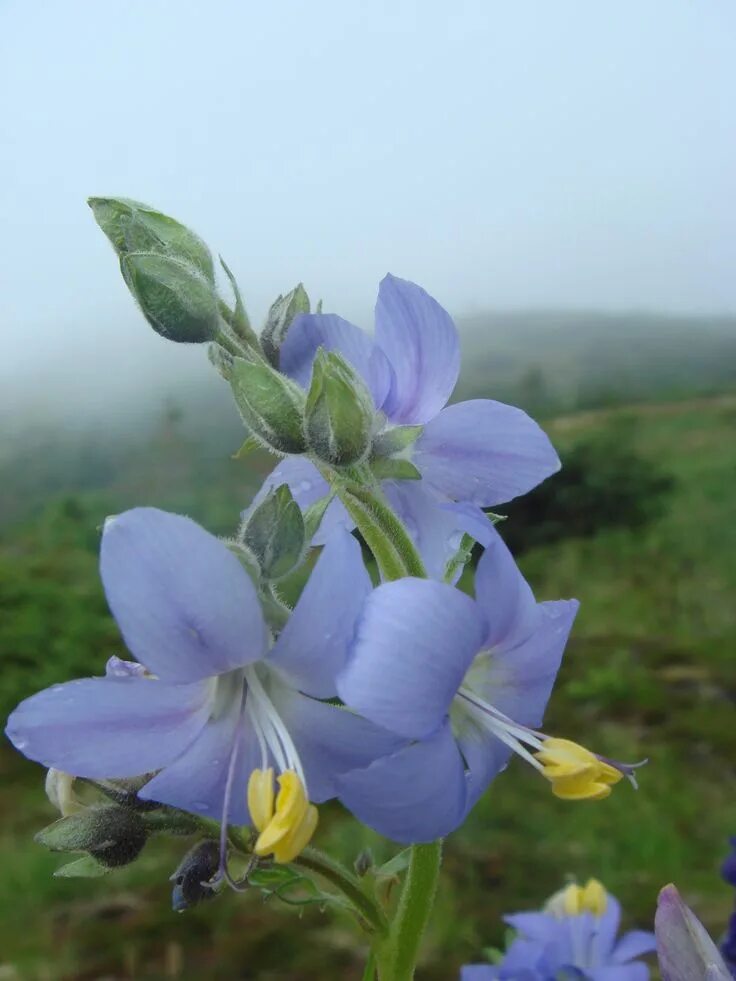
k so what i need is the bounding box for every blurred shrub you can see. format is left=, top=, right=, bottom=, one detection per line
left=498, top=423, right=675, bottom=554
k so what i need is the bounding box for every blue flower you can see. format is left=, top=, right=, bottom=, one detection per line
left=720, top=839, right=736, bottom=976
left=462, top=879, right=656, bottom=980
left=254, top=275, right=560, bottom=578
left=5, top=508, right=399, bottom=867
left=331, top=526, right=602, bottom=843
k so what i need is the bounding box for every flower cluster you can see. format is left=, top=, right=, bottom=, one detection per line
left=462, top=878, right=656, bottom=980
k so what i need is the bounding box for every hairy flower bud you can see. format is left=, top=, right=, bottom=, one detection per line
left=305, top=349, right=374, bottom=465
left=240, top=485, right=305, bottom=580
left=229, top=358, right=307, bottom=454
left=120, top=253, right=221, bottom=343
left=36, top=805, right=148, bottom=869
left=261, top=284, right=310, bottom=367
left=170, top=840, right=220, bottom=912
left=88, top=196, right=215, bottom=282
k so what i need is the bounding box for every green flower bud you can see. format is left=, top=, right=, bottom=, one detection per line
left=261, top=284, right=310, bottom=367
left=229, top=358, right=307, bottom=454
left=120, top=252, right=221, bottom=343
left=36, top=805, right=147, bottom=869
left=88, top=197, right=215, bottom=282
left=240, top=484, right=305, bottom=580
left=305, top=349, right=374, bottom=465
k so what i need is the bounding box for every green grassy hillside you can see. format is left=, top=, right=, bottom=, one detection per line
left=0, top=395, right=734, bottom=978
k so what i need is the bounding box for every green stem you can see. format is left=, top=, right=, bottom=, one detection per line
left=317, top=464, right=426, bottom=581
left=362, top=949, right=377, bottom=981
left=375, top=841, right=442, bottom=980
left=295, top=847, right=389, bottom=935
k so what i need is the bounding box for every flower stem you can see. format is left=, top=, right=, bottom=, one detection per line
left=375, top=841, right=442, bottom=980
left=295, top=847, right=389, bottom=935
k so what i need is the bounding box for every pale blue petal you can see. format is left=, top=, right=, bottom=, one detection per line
left=337, top=578, right=485, bottom=739
left=611, top=930, right=657, bottom=964
left=5, top=676, right=212, bottom=778
left=590, top=967, right=650, bottom=981
left=468, top=600, right=579, bottom=730
left=279, top=312, right=393, bottom=408
left=590, top=895, right=622, bottom=961
left=375, top=274, right=460, bottom=424
left=101, top=508, right=266, bottom=682
left=460, top=967, right=497, bottom=980
left=336, top=723, right=467, bottom=842
left=138, top=674, right=257, bottom=825
left=455, top=713, right=512, bottom=812
left=414, top=399, right=561, bottom=506
left=269, top=685, right=402, bottom=803
left=268, top=529, right=372, bottom=698
left=440, top=501, right=495, bottom=548
left=474, top=525, right=540, bottom=649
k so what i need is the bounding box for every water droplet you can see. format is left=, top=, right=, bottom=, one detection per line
left=210, top=759, right=221, bottom=767
left=404, top=517, right=419, bottom=539
left=297, top=480, right=312, bottom=493
left=13, top=737, right=28, bottom=751
left=51, top=684, right=65, bottom=693
left=192, top=800, right=210, bottom=812
left=448, top=531, right=463, bottom=551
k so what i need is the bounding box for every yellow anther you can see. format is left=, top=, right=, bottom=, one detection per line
left=253, top=770, right=317, bottom=862
left=247, top=767, right=275, bottom=833
left=548, top=878, right=608, bottom=918
left=534, top=738, right=622, bottom=800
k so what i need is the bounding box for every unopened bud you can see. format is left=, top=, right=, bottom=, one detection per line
left=88, top=197, right=215, bottom=282
left=170, top=840, right=220, bottom=911
left=120, top=253, right=221, bottom=343
left=240, top=485, right=305, bottom=580
left=36, top=805, right=147, bottom=868
left=261, top=284, right=310, bottom=367
left=305, top=349, right=374, bottom=465
left=229, top=358, right=307, bottom=454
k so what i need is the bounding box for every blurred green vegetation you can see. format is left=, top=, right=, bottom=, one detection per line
left=1, top=389, right=735, bottom=978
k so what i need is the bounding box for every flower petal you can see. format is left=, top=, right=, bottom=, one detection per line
left=269, top=529, right=372, bottom=698
left=455, top=713, right=512, bottom=813
left=337, top=578, right=486, bottom=740
left=590, top=894, right=622, bottom=961
left=101, top=508, right=266, bottom=682
left=414, top=399, right=561, bottom=506
left=590, top=967, right=650, bottom=981
left=269, top=685, right=402, bottom=803
left=468, top=600, right=579, bottom=730
left=655, top=885, right=732, bottom=981
left=336, top=722, right=467, bottom=843
left=473, top=525, right=540, bottom=649
left=611, top=929, right=657, bottom=964
left=5, top=676, right=212, bottom=778
left=279, top=312, right=393, bottom=408
left=375, top=274, right=460, bottom=424
left=139, top=675, right=259, bottom=825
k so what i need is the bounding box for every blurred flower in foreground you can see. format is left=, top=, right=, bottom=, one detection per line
left=654, top=884, right=731, bottom=980
left=254, top=274, right=560, bottom=577
left=5, top=509, right=399, bottom=874
left=462, top=878, right=656, bottom=980
left=722, top=838, right=736, bottom=974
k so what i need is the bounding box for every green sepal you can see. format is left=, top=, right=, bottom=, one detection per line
left=240, top=484, right=305, bottom=580
left=226, top=540, right=262, bottom=585
left=219, top=256, right=259, bottom=349
left=141, top=809, right=202, bottom=837
left=88, top=197, right=215, bottom=282
left=302, top=493, right=335, bottom=542
left=372, top=425, right=423, bottom=458
left=443, top=532, right=476, bottom=583
left=120, top=252, right=220, bottom=343
left=232, top=435, right=262, bottom=459
left=305, top=349, right=374, bottom=465
left=54, top=855, right=111, bottom=879
left=261, top=284, right=310, bottom=366
left=229, top=357, right=307, bottom=454
left=374, top=848, right=412, bottom=878
left=370, top=457, right=422, bottom=481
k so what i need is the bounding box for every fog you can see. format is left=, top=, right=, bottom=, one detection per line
left=1, top=0, right=735, bottom=421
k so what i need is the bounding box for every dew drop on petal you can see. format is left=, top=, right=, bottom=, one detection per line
left=448, top=531, right=464, bottom=551
left=193, top=800, right=210, bottom=811
left=297, top=480, right=312, bottom=493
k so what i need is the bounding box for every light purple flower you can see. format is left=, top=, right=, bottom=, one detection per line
left=334, top=525, right=579, bottom=842
left=254, top=275, right=560, bottom=578
left=654, top=884, right=732, bottom=981
left=462, top=882, right=656, bottom=980
left=5, top=508, right=399, bottom=828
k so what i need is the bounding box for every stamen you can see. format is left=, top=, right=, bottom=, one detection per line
left=250, top=769, right=318, bottom=864
left=456, top=689, right=644, bottom=802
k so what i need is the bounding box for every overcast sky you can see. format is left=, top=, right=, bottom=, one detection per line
left=1, top=0, right=735, bottom=412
